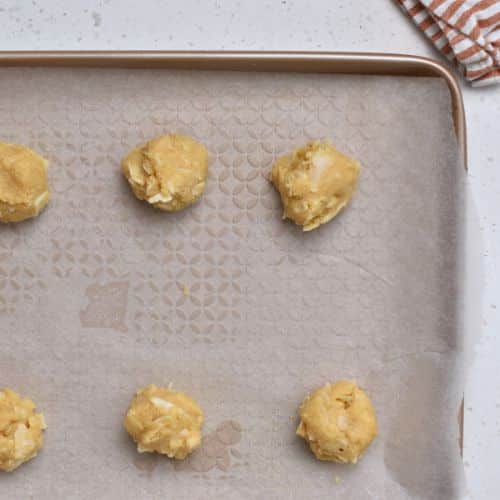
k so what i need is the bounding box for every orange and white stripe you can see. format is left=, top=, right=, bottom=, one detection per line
left=398, top=0, right=500, bottom=86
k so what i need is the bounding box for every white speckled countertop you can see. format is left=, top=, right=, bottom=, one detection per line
left=1, top=1, right=498, bottom=499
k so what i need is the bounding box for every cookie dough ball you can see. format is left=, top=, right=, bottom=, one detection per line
left=0, top=142, right=50, bottom=223
left=122, top=134, right=208, bottom=212
left=123, top=384, right=203, bottom=460
left=297, top=380, right=377, bottom=464
left=0, top=388, right=47, bottom=472
left=271, top=140, right=359, bottom=231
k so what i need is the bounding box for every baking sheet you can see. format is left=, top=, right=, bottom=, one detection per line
left=0, top=67, right=466, bottom=499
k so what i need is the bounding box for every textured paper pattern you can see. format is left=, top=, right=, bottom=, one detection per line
left=0, top=68, right=465, bottom=499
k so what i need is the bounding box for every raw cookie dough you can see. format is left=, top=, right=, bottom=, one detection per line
left=297, top=380, right=377, bottom=464
left=123, top=384, right=203, bottom=460
left=0, top=141, right=50, bottom=223
left=271, top=140, right=360, bottom=231
left=122, top=134, right=209, bottom=212
left=0, top=388, right=47, bottom=472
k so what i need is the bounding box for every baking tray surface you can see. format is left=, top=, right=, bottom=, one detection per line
left=0, top=55, right=465, bottom=500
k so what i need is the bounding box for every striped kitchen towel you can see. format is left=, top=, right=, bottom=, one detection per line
left=397, top=0, right=500, bottom=86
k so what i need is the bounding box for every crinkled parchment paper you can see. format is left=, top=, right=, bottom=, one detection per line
left=0, top=68, right=465, bottom=499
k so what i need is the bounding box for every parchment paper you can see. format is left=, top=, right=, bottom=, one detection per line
left=0, top=68, right=466, bottom=500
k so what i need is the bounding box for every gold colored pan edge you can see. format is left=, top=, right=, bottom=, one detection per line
left=0, top=51, right=466, bottom=168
